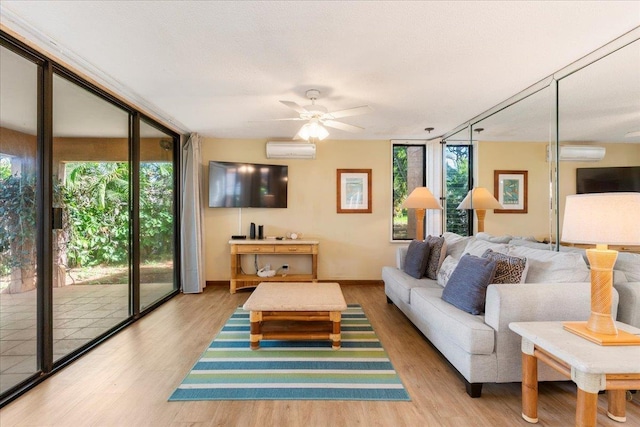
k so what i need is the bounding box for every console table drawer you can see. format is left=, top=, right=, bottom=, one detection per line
left=274, top=245, right=312, bottom=253
left=237, top=245, right=275, bottom=254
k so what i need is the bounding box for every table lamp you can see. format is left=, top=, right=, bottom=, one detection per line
left=456, top=187, right=503, bottom=233
left=402, top=187, right=442, bottom=241
left=561, top=192, right=640, bottom=345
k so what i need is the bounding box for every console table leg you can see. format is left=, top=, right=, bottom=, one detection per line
left=576, top=388, right=598, bottom=427
left=522, top=352, right=539, bottom=423
left=607, top=389, right=627, bottom=422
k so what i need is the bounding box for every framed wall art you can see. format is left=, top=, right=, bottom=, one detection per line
left=494, top=170, right=528, bottom=213
left=337, top=169, right=372, bottom=213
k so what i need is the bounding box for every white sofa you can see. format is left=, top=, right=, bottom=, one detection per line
left=382, top=233, right=638, bottom=397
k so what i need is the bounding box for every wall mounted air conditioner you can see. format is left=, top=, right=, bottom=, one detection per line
left=546, top=145, right=606, bottom=162
left=266, top=141, right=316, bottom=159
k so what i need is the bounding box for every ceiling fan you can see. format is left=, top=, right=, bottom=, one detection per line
left=275, top=89, right=372, bottom=141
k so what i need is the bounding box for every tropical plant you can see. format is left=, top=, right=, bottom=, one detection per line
left=445, top=146, right=471, bottom=235
left=62, top=162, right=131, bottom=267
left=0, top=171, right=37, bottom=290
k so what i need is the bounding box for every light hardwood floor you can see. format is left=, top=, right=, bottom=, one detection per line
left=1, top=284, right=638, bottom=426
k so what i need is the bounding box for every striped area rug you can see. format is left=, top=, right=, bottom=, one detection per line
left=169, top=304, right=409, bottom=401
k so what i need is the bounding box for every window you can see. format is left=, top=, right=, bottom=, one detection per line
left=392, top=143, right=426, bottom=240
left=444, top=145, right=472, bottom=236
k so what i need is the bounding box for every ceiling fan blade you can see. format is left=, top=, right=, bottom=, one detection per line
left=325, top=105, right=372, bottom=119
left=280, top=100, right=309, bottom=114
left=323, top=120, right=364, bottom=133
left=249, top=117, right=306, bottom=123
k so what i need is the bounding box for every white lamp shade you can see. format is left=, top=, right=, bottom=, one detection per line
left=457, top=187, right=503, bottom=210
left=562, top=192, right=640, bottom=245
left=402, top=187, right=443, bottom=210
left=297, top=120, right=329, bottom=141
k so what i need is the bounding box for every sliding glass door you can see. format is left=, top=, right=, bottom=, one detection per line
left=139, top=120, right=177, bottom=309
left=0, top=45, right=39, bottom=394
left=0, top=31, right=180, bottom=406
left=51, top=74, right=131, bottom=361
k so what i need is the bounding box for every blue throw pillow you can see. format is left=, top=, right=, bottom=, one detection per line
left=403, top=240, right=431, bottom=279
left=441, top=254, right=497, bottom=314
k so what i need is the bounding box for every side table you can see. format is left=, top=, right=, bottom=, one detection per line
left=509, top=321, right=640, bottom=426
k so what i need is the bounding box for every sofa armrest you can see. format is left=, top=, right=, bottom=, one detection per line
left=485, top=282, right=618, bottom=383
left=485, top=282, right=619, bottom=331
left=614, top=282, right=640, bottom=328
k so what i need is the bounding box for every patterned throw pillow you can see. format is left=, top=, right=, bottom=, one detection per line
left=437, top=255, right=458, bottom=287
left=425, top=235, right=446, bottom=280
left=403, top=240, right=431, bottom=279
left=481, top=249, right=528, bottom=284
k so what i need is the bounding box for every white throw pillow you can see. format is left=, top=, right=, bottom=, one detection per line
left=443, top=232, right=476, bottom=260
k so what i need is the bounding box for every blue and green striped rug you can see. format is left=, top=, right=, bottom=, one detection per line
left=169, top=304, right=409, bottom=401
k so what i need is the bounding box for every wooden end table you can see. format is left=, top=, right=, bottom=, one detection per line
left=242, top=282, right=347, bottom=350
left=509, top=321, right=640, bottom=426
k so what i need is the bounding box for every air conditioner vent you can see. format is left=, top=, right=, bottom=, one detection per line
left=266, top=142, right=316, bottom=159
left=546, top=145, right=606, bottom=162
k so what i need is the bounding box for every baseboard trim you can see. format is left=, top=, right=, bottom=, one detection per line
left=205, top=280, right=383, bottom=287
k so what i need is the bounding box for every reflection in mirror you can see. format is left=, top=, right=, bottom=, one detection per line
left=557, top=39, right=640, bottom=251
left=443, top=126, right=472, bottom=235
left=139, top=120, right=176, bottom=310
left=471, top=86, right=553, bottom=243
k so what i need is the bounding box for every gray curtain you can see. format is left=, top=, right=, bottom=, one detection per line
left=181, top=133, right=205, bottom=293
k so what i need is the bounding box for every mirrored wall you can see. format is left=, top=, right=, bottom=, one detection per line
left=442, top=28, right=640, bottom=247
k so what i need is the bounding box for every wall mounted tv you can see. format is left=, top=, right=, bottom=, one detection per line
left=208, top=161, right=288, bottom=208
left=576, top=166, right=640, bottom=194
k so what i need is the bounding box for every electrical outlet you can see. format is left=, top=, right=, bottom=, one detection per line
left=282, top=264, right=289, bottom=271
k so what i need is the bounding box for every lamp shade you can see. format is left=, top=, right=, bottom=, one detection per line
left=456, top=187, right=503, bottom=210
left=402, top=187, right=443, bottom=210
left=562, top=192, right=640, bottom=245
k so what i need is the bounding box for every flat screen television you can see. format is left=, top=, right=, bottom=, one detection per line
left=576, top=166, right=640, bottom=194
left=208, top=161, right=288, bottom=208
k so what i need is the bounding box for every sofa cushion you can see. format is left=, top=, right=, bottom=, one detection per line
left=411, top=287, right=495, bottom=355
left=614, top=252, right=640, bottom=282
left=463, top=239, right=509, bottom=257
left=476, top=232, right=512, bottom=243
left=441, top=254, right=497, bottom=315
left=425, top=235, right=446, bottom=279
left=482, top=249, right=528, bottom=284
left=509, top=238, right=552, bottom=251
left=403, top=240, right=431, bottom=279
left=437, top=255, right=458, bottom=287
left=508, top=246, right=590, bottom=283
left=381, top=266, right=439, bottom=304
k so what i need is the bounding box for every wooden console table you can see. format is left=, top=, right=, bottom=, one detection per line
left=228, top=239, right=319, bottom=293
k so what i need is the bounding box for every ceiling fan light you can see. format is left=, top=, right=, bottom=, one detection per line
left=297, top=121, right=329, bottom=141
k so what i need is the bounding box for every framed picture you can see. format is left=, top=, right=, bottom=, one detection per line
left=494, top=170, right=528, bottom=213
left=337, top=169, right=372, bottom=213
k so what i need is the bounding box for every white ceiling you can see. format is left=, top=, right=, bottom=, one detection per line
left=1, top=1, right=639, bottom=141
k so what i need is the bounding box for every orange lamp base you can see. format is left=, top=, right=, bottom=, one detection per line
left=563, top=322, right=640, bottom=346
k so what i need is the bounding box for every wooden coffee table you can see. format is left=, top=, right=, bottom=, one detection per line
left=242, top=282, right=347, bottom=350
